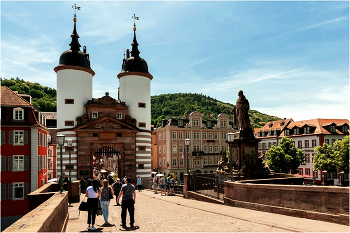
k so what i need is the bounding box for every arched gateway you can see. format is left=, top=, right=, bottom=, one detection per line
left=93, top=146, right=120, bottom=176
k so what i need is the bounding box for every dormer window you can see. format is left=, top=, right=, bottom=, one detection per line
left=304, top=126, right=310, bottom=134
left=285, top=129, right=290, bottom=136
left=220, top=120, right=226, bottom=127
left=342, top=125, right=348, bottom=133
left=274, top=130, right=277, bottom=136
left=178, top=120, right=183, bottom=127
left=92, top=112, right=98, bottom=118
left=206, top=121, right=211, bottom=128
left=294, top=128, right=299, bottom=135
left=193, top=119, right=199, bottom=126
left=116, top=113, right=122, bottom=120
left=330, top=125, right=335, bottom=133
left=269, top=123, right=273, bottom=128
left=13, top=107, right=24, bottom=120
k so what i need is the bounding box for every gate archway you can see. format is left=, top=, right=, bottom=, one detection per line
left=93, top=146, right=120, bottom=177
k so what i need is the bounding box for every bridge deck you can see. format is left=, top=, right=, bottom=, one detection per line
left=67, top=189, right=348, bottom=232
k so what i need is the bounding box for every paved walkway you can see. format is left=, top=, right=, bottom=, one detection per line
left=66, top=189, right=349, bottom=232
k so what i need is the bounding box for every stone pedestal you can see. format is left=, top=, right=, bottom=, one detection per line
left=68, top=180, right=81, bottom=203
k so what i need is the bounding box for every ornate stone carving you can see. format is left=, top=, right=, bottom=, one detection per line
left=96, top=92, right=119, bottom=105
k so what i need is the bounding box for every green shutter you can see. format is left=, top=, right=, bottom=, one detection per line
left=9, top=131, right=14, bottom=145
left=8, top=156, right=13, bottom=171
left=24, top=156, right=29, bottom=170
left=8, top=183, right=13, bottom=200
left=24, top=183, right=29, bottom=198
left=1, top=184, right=6, bottom=200
left=1, top=131, right=5, bottom=144
left=1, top=156, right=6, bottom=171
left=24, top=131, right=28, bottom=144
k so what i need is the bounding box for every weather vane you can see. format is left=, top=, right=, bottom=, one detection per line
left=132, top=14, right=139, bottom=25
left=72, top=4, right=81, bottom=18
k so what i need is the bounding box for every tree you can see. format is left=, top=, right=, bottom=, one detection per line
left=334, top=136, right=349, bottom=173
left=266, top=137, right=304, bottom=173
left=313, top=143, right=341, bottom=172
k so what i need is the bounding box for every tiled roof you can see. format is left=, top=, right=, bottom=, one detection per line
left=284, top=119, right=349, bottom=135
left=256, top=118, right=293, bottom=132
left=1, top=86, right=32, bottom=106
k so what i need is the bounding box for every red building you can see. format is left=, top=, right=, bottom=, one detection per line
left=1, top=86, right=49, bottom=230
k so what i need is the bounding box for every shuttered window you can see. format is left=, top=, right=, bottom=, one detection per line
left=1, top=131, right=5, bottom=144
left=7, top=156, right=29, bottom=171
left=1, top=156, right=6, bottom=171
left=7, top=183, right=29, bottom=200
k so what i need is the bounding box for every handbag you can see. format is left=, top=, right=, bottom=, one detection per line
left=79, top=197, right=88, bottom=211
left=97, top=199, right=103, bottom=216
left=109, top=187, right=113, bottom=199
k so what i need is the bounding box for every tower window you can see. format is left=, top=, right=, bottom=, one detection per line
left=138, top=122, right=146, bottom=128
left=92, top=112, right=98, bottom=118
left=65, top=121, right=74, bottom=126
left=65, top=99, right=74, bottom=104
left=117, top=133, right=122, bottom=137
left=138, top=102, right=146, bottom=108
left=93, top=133, right=99, bottom=137
left=116, top=113, right=122, bottom=119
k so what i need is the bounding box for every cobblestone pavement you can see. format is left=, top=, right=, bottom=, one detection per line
left=67, top=189, right=349, bottom=232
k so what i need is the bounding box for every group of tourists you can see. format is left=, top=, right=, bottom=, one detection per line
left=152, top=174, right=176, bottom=196
left=82, top=175, right=142, bottom=231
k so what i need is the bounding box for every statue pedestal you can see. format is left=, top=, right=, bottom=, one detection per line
left=233, top=137, right=261, bottom=175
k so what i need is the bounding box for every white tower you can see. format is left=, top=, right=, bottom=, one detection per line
left=118, top=19, right=153, bottom=179
left=54, top=15, right=95, bottom=129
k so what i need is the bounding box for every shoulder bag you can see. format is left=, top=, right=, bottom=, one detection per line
left=109, top=187, right=113, bottom=199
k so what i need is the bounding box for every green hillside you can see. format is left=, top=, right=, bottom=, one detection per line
left=1, top=78, right=281, bottom=128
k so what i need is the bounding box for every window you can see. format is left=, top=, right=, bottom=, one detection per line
left=1, top=131, right=5, bottom=145
left=65, top=121, right=74, bottom=126
left=163, top=132, right=165, bottom=140
left=206, top=121, right=211, bottom=128
left=208, top=133, right=213, bottom=139
left=209, top=146, right=213, bottom=153
left=268, top=131, right=272, bottom=136
left=305, top=168, right=310, bottom=176
left=172, top=146, right=177, bottom=153
left=138, top=102, right=146, bottom=108
left=304, top=127, right=310, bottom=134
left=178, top=120, right=183, bottom=127
left=203, top=133, right=207, bottom=139
left=179, top=159, right=184, bottom=166
left=116, top=113, right=122, bottom=119
left=172, top=132, right=177, bottom=139
left=193, top=119, right=199, bottom=126
left=214, top=133, right=218, bottom=140
left=221, top=120, right=226, bottom=127
left=331, top=139, right=336, bottom=147
left=305, top=154, right=310, bottom=163
left=13, top=156, right=24, bottom=171
left=274, top=130, right=277, bottom=136
left=194, top=132, right=199, bottom=139
left=342, top=125, right=348, bottom=133
left=294, top=128, right=299, bottom=135
left=305, top=140, right=309, bottom=147
left=173, top=159, right=177, bottom=166
left=163, top=145, right=166, bottom=153
left=13, top=183, right=24, bottom=199
left=179, top=132, right=183, bottom=139
left=138, top=122, right=146, bottom=128
left=215, top=146, right=219, bottom=152
left=186, top=132, right=190, bottom=139
left=285, top=129, right=289, bottom=136
left=138, top=164, right=144, bottom=169
left=13, top=108, right=24, bottom=120
left=159, top=133, right=161, bottom=140
left=313, top=170, right=318, bottom=178
left=163, top=158, right=166, bottom=167
left=222, top=145, right=227, bottom=152
left=14, top=131, right=24, bottom=145
left=325, top=139, right=329, bottom=145
left=215, top=157, right=219, bottom=164
left=298, top=141, right=302, bottom=148
left=179, top=145, right=183, bottom=153
left=221, top=133, right=227, bottom=140
left=159, top=157, right=161, bottom=166
left=194, top=158, right=200, bottom=166
left=312, top=140, right=316, bottom=147
left=203, top=158, right=208, bottom=165
left=329, top=125, right=335, bottom=133
left=203, top=146, right=207, bottom=153
left=209, top=158, right=213, bottom=165
left=194, top=145, right=200, bottom=152
left=65, top=99, right=74, bottom=104
left=268, top=142, right=271, bottom=148
left=258, top=143, right=261, bottom=149
left=117, top=133, right=122, bottom=137
left=92, top=112, right=98, bottom=118
left=298, top=168, right=303, bottom=175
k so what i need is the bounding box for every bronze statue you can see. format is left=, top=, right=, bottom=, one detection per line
left=232, top=90, right=254, bottom=138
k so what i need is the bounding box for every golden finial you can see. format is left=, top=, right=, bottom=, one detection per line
left=72, top=4, right=81, bottom=22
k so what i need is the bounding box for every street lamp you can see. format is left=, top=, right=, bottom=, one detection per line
left=57, top=134, right=66, bottom=193
left=339, top=171, right=344, bottom=187
left=322, top=170, right=327, bottom=186
left=67, top=139, right=73, bottom=182
left=185, top=139, right=190, bottom=174
left=227, top=133, right=235, bottom=181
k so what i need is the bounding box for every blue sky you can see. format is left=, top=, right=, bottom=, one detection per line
left=1, top=1, right=349, bottom=121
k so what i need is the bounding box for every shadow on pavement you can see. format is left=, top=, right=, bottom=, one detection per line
left=119, top=226, right=139, bottom=231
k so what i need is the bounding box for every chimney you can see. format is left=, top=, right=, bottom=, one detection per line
left=208, top=113, right=211, bottom=120
left=185, top=110, right=190, bottom=119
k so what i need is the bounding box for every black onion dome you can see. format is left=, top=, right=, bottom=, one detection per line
left=120, top=29, right=149, bottom=74
left=58, top=19, right=91, bottom=69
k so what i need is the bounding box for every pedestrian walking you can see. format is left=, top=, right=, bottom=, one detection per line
left=85, top=179, right=101, bottom=231
left=166, top=175, right=171, bottom=196
left=159, top=176, right=165, bottom=195
left=137, top=176, right=142, bottom=192
left=117, top=177, right=136, bottom=228
left=100, top=179, right=114, bottom=225
left=152, top=175, right=158, bottom=194
left=80, top=177, right=86, bottom=193
left=113, top=178, right=122, bottom=206
left=108, top=175, right=114, bottom=186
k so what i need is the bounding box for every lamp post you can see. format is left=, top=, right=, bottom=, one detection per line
left=57, top=134, right=65, bottom=193
left=322, top=170, right=327, bottom=186
left=339, top=171, right=344, bottom=187
left=185, top=139, right=190, bottom=174
left=67, top=139, right=73, bottom=182
left=227, top=133, right=235, bottom=181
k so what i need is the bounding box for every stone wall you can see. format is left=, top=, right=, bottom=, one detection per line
left=4, top=192, right=69, bottom=232
left=224, top=181, right=349, bottom=225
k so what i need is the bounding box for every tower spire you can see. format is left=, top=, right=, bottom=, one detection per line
left=70, top=4, right=81, bottom=51
left=131, top=14, right=140, bottom=58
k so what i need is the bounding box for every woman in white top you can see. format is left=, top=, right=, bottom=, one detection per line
left=85, top=179, right=101, bottom=231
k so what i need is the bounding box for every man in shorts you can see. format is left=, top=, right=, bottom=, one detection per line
left=152, top=175, right=158, bottom=194
left=159, top=176, right=165, bottom=195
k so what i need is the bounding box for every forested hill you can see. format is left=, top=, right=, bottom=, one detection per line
left=151, top=93, right=281, bottom=128
left=1, top=78, right=281, bottom=128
